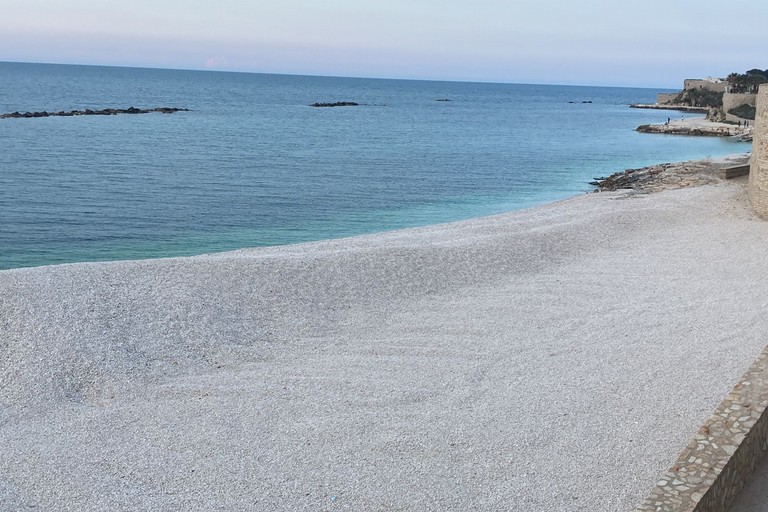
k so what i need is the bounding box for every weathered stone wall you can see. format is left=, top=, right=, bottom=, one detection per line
left=684, top=79, right=727, bottom=93
left=748, top=85, right=768, bottom=218
left=724, top=93, right=757, bottom=112
left=723, top=92, right=757, bottom=122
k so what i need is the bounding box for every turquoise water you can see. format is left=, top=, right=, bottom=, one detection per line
left=0, top=62, right=749, bottom=269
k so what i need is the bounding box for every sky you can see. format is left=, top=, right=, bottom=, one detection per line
left=1, top=0, right=766, bottom=88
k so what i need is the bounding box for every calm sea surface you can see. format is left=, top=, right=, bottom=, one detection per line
left=0, top=62, right=749, bottom=269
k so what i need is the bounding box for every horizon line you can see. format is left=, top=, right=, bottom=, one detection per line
left=0, top=59, right=680, bottom=91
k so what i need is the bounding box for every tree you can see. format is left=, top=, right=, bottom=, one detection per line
left=747, top=73, right=767, bottom=93
left=727, top=72, right=741, bottom=92
left=727, top=69, right=767, bottom=93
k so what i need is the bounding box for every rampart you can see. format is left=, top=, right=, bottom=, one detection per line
left=684, top=79, right=727, bottom=93
left=723, top=92, right=757, bottom=122
left=748, top=85, right=768, bottom=218
left=657, top=79, right=727, bottom=106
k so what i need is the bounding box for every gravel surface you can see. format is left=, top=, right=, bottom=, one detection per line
left=2, top=176, right=768, bottom=511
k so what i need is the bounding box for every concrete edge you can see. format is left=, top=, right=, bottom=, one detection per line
left=632, top=346, right=768, bottom=511
left=723, top=164, right=750, bottom=179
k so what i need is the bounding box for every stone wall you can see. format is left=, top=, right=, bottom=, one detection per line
left=684, top=79, right=727, bottom=93
left=632, top=346, right=768, bottom=512
left=723, top=92, right=757, bottom=122
left=748, top=85, right=768, bottom=218
left=724, top=93, right=757, bottom=112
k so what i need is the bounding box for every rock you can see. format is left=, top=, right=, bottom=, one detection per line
left=309, top=102, right=359, bottom=108
left=591, top=158, right=744, bottom=193
left=0, top=107, right=190, bottom=119
left=153, top=107, right=189, bottom=114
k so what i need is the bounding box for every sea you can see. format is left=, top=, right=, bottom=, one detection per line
left=0, top=62, right=750, bottom=270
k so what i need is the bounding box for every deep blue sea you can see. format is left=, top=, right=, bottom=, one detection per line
left=0, top=62, right=750, bottom=270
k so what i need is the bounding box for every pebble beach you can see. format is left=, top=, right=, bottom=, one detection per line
left=3, top=156, right=768, bottom=511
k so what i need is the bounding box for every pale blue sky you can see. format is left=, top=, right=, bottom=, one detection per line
left=1, top=0, right=765, bottom=87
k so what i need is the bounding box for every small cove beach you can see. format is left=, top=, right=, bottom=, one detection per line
left=3, top=157, right=768, bottom=510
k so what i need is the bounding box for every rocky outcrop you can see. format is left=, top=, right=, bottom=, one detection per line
left=591, top=157, right=749, bottom=193
left=636, top=123, right=749, bottom=137
left=310, top=102, right=359, bottom=107
left=0, top=107, right=189, bottom=119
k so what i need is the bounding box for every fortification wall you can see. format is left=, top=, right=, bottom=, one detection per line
left=684, top=79, right=727, bottom=93
left=748, top=85, right=768, bottom=218
left=723, top=92, right=757, bottom=112
left=723, top=92, right=757, bottom=122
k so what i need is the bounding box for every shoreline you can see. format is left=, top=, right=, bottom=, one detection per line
left=3, top=153, right=768, bottom=510
left=0, top=151, right=754, bottom=273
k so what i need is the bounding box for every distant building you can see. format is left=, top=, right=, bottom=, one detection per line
left=683, top=78, right=727, bottom=93
left=657, top=77, right=729, bottom=105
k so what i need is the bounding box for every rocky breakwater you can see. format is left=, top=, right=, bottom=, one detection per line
left=636, top=122, right=749, bottom=137
left=0, top=107, right=189, bottom=119
left=591, top=157, right=750, bottom=194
